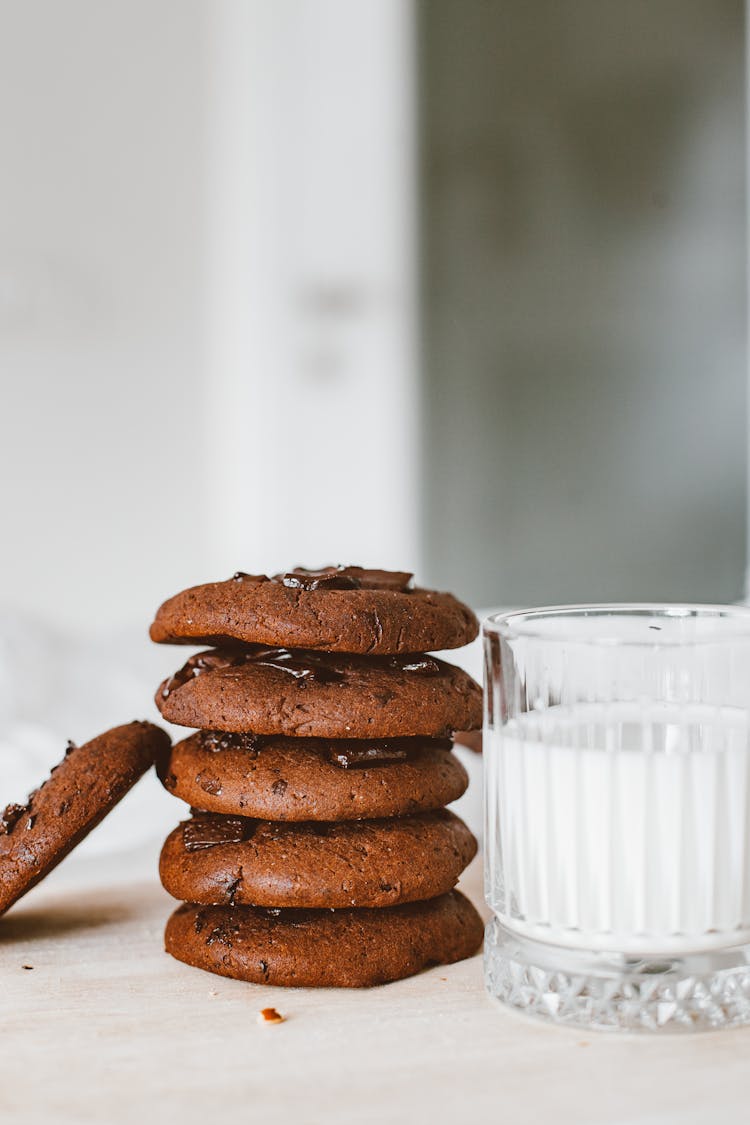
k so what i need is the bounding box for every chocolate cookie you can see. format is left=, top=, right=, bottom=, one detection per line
left=164, top=890, right=483, bottom=987
left=159, top=808, right=477, bottom=909
left=0, top=721, right=169, bottom=916
left=157, top=732, right=469, bottom=820
left=156, top=647, right=482, bottom=739
left=150, top=566, right=478, bottom=654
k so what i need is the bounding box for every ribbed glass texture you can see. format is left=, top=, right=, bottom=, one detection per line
left=483, top=605, right=750, bottom=1031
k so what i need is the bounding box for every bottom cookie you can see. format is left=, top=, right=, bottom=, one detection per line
left=164, top=891, right=483, bottom=988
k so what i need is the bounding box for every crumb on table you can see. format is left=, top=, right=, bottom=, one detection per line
left=258, top=1007, right=285, bottom=1025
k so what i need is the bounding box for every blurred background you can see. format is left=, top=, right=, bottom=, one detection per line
left=0, top=0, right=747, bottom=848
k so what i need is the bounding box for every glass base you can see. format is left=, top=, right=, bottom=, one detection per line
left=485, top=916, right=750, bottom=1033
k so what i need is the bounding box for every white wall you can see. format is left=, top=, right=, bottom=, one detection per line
left=0, top=0, right=212, bottom=636
left=0, top=0, right=419, bottom=640
left=204, top=0, right=419, bottom=578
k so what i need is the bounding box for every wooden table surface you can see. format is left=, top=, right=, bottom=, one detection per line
left=1, top=847, right=747, bottom=1125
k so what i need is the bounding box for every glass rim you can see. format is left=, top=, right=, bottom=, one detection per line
left=483, top=603, right=750, bottom=645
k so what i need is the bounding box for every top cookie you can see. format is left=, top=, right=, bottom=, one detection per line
left=150, top=566, right=478, bottom=654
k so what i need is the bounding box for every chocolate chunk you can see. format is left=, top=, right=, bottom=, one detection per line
left=162, top=646, right=346, bottom=699
left=278, top=567, right=361, bottom=591
left=253, top=649, right=345, bottom=684
left=0, top=804, right=29, bottom=836
left=196, top=772, right=223, bottom=796
left=387, top=655, right=441, bottom=676
left=352, top=568, right=414, bottom=592
left=182, top=814, right=255, bottom=852
left=323, top=735, right=453, bottom=769
left=200, top=731, right=262, bottom=755
left=161, top=649, right=251, bottom=698
left=275, top=566, right=414, bottom=593
left=230, top=567, right=414, bottom=593
left=328, top=742, right=410, bottom=769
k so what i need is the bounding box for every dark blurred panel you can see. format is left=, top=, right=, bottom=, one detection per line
left=420, top=0, right=746, bottom=606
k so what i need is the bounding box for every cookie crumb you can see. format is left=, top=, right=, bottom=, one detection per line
left=22, top=965, right=34, bottom=970
left=258, top=1006, right=285, bottom=1025
left=208, top=990, right=219, bottom=998
left=577, top=1041, right=590, bottom=1048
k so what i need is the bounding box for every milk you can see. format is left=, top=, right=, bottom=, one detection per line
left=485, top=701, right=750, bottom=954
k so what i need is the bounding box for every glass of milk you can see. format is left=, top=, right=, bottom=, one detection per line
left=483, top=605, right=750, bottom=1032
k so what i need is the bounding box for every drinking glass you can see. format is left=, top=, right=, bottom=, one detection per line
left=484, top=605, right=750, bottom=1032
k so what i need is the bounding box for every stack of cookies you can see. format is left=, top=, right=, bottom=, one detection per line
left=151, top=567, right=484, bottom=988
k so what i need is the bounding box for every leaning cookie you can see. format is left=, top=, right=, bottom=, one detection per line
left=164, top=891, right=484, bottom=987
left=150, top=566, right=478, bottom=654
left=0, top=721, right=170, bottom=916
left=159, top=809, right=477, bottom=909
left=156, top=647, right=482, bottom=739
left=157, top=732, right=469, bottom=820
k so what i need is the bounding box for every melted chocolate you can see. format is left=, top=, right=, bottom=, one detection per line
left=196, top=772, right=223, bottom=796
left=277, top=565, right=414, bottom=592
left=229, top=565, right=414, bottom=593
left=351, top=568, right=414, bottom=591
left=200, top=731, right=262, bottom=755
left=278, top=567, right=361, bottom=591
left=161, top=644, right=441, bottom=705
left=182, top=814, right=256, bottom=852
left=0, top=803, right=29, bottom=836
left=324, top=735, right=452, bottom=769
left=386, top=655, right=441, bottom=676
left=254, top=649, right=345, bottom=684
left=328, top=745, right=405, bottom=768
left=162, top=646, right=346, bottom=698
left=161, top=648, right=251, bottom=698
left=327, top=742, right=401, bottom=768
